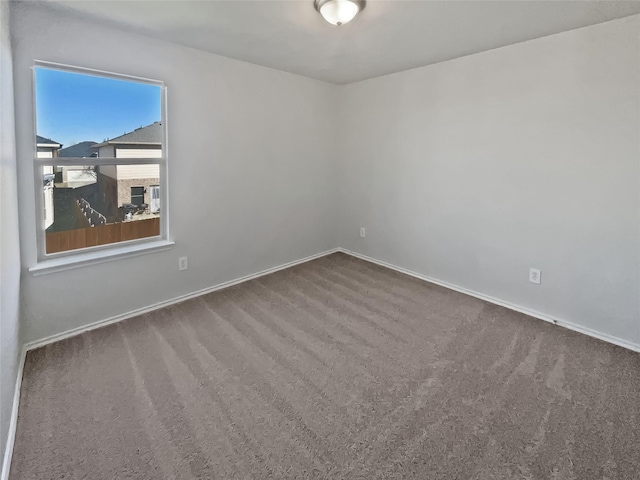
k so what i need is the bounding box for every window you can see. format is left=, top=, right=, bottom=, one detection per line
left=130, top=186, right=145, bottom=206
left=149, top=185, right=161, bottom=214
left=32, top=62, right=169, bottom=265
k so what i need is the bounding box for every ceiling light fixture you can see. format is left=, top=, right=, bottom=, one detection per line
left=314, top=0, right=365, bottom=26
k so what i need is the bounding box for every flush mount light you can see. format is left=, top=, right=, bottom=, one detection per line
left=314, top=0, right=365, bottom=26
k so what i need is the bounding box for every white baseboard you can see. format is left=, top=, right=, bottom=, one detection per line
left=1, top=346, right=27, bottom=480
left=25, top=248, right=339, bottom=352
left=338, top=248, right=640, bottom=353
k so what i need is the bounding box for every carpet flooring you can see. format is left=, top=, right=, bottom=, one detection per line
left=10, top=253, right=640, bottom=479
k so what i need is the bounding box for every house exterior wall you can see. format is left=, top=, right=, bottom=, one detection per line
left=44, top=185, right=53, bottom=229
left=99, top=146, right=160, bottom=208
left=43, top=165, right=54, bottom=229
left=98, top=145, right=115, bottom=157
left=36, top=146, right=58, bottom=158
left=98, top=144, right=160, bottom=159
left=96, top=172, right=118, bottom=219
left=98, top=163, right=160, bottom=216
left=96, top=160, right=160, bottom=180
left=116, top=177, right=159, bottom=209
left=98, top=165, right=159, bottom=209
left=115, top=147, right=161, bottom=158
left=115, top=164, right=160, bottom=180
left=99, top=164, right=117, bottom=180
left=60, top=166, right=96, bottom=184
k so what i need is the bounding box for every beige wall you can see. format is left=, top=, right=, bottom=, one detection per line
left=98, top=145, right=161, bottom=159
left=115, top=147, right=161, bottom=158
left=100, top=164, right=160, bottom=181
left=98, top=145, right=115, bottom=157
left=115, top=164, right=160, bottom=181
left=99, top=164, right=116, bottom=179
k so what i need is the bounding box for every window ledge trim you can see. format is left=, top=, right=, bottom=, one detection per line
left=29, top=239, right=175, bottom=276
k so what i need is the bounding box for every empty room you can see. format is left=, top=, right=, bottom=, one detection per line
left=1, top=0, right=639, bottom=478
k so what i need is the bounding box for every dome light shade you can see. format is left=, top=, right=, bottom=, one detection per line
left=314, top=0, right=365, bottom=26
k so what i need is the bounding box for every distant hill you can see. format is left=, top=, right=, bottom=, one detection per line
left=59, top=141, right=97, bottom=158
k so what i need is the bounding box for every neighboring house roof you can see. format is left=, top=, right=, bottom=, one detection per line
left=94, top=122, right=162, bottom=147
left=36, top=135, right=62, bottom=148
left=59, top=141, right=98, bottom=158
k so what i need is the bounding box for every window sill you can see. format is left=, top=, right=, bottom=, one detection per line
left=29, top=239, right=175, bottom=276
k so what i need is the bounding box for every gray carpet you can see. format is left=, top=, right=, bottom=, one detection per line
left=10, top=253, right=640, bottom=479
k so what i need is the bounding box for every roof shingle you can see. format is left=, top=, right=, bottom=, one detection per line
left=59, top=141, right=98, bottom=158
left=96, top=122, right=162, bottom=147
left=36, top=135, right=62, bottom=146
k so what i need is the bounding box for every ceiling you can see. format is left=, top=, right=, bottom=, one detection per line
left=40, top=0, right=640, bottom=84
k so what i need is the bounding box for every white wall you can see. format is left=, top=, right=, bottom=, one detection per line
left=11, top=2, right=339, bottom=343
left=9, top=3, right=639, bottom=351
left=338, top=15, right=640, bottom=348
left=0, top=0, right=21, bottom=472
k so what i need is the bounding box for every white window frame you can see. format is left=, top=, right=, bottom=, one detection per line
left=30, top=61, right=172, bottom=275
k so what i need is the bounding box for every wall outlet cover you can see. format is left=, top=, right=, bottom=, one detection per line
left=529, top=268, right=541, bottom=285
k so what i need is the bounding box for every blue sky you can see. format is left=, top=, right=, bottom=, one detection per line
left=35, top=67, right=162, bottom=148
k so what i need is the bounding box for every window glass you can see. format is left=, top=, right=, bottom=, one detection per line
left=42, top=165, right=161, bottom=254
left=34, top=64, right=166, bottom=257
left=35, top=67, right=162, bottom=157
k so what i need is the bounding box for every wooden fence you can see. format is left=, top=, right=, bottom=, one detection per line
left=46, top=217, right=160, bottom=254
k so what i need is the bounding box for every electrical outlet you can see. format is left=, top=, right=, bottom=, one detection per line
left=529, top=268, right=541, bottom=285
left=179, top=256, right=188, bottom=271
left=360, top=227, right=366, bottom=238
